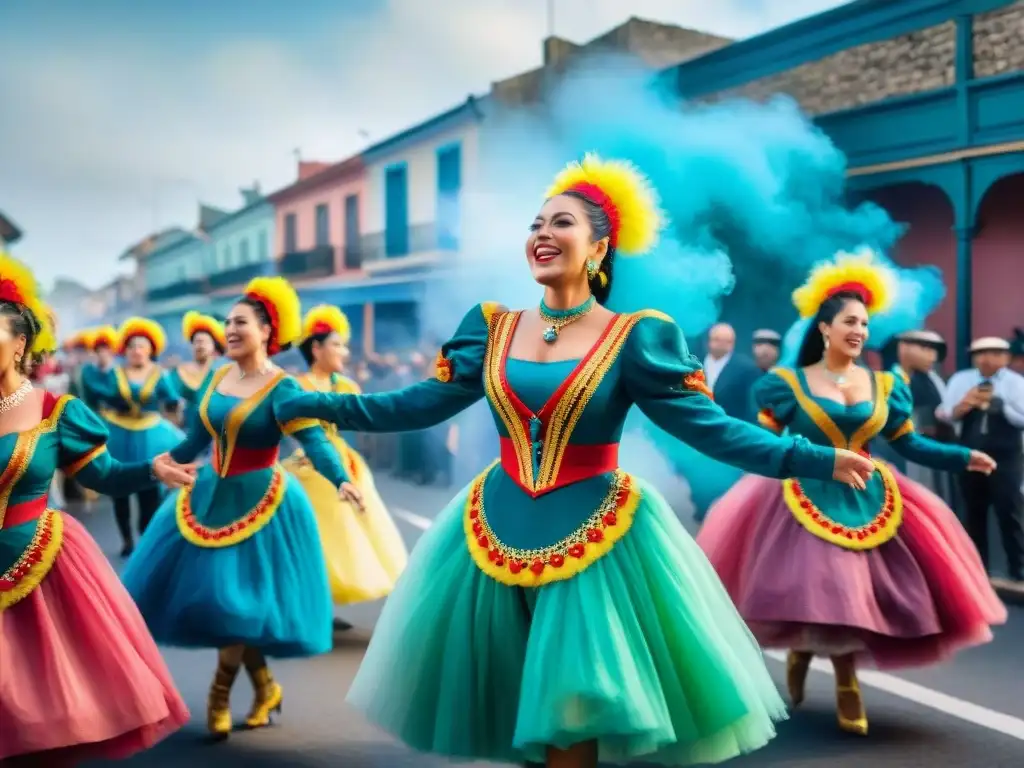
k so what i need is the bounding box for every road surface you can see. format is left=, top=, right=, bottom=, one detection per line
left=76, top=473, right=1024, bottom=767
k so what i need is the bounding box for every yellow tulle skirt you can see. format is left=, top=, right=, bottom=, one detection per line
left=283, top=435, right=408, bottom=605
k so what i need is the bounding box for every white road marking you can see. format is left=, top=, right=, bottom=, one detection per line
left=392, top=507, right=433, bottom=531
left=387, top=497, right=1024, bottom=740
left=764, top=650, right=1024, bottom=741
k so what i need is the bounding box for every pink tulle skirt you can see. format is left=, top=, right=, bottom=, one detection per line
left=0, top=512, right=189, bottom=763
left=696, top=467, right=1007, bottom=669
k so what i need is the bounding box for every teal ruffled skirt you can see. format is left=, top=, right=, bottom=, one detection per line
left=105, top=418, right=184, bottom=464
left=121, top=466, right=332, bottom=657
left=346, top=475, right=786, bottom=765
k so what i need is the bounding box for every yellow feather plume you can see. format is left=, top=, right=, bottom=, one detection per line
left=243, top=276, right=302, bottom=350
left=117, top=317, right=167, bottom=357
left=302, top=305, right=351, bottom=344
left=0, top=251, right=54, bottom=356
left=792, top=247, right=896, bottom=319
left=182, top=311, right=226, bottom=349
left=545, top=153, right=663, bottom=255
left=92, top=325, right=119, bottom=350
left=33, top=303, right=58, bottom=355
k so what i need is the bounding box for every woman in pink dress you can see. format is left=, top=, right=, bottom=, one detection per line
left=0, top=251, right=194, bottom=765
left=697, top=249, right=1006, bottom=736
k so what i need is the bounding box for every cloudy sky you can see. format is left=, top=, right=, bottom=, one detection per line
left=0, top=0, right=845, bottom=290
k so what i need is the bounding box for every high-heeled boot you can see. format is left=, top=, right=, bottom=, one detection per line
left=786, top=650, right=812, bottom=708
left=243, top=649, right=283, bottom=729
left=207, top=662, right=239, bottom=739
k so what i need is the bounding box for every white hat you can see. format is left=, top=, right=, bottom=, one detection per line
left=752, top=329, right=781, bottom=344
left=969, top=337, right=1011, bottom=353
left=897, top=330, right=945, bottom=345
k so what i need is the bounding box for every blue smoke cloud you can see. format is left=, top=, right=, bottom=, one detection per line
left=424, top=54, right=944, bottom=513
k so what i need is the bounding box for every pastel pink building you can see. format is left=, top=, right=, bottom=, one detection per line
left=267, top=158, right=366, bottom=281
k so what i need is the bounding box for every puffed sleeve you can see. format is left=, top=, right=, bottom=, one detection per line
left=275, top=302, right=495, bottom=431
left=58, top=396, right=157, bottom=495
left=752, top=370, right=800, bottom=434
left=81, top=367, right=119, bottom=410
left=156, top=370, right=181, bottom=406
left=169, top=370, right=215, bottom=463
left=623, top=313, right=837, bottom=480
left=882, top=372, right=970, bottom=472
left=273, top=376, right=350, bottom=487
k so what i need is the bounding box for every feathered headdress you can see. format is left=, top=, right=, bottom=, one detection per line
left=301, top=305, right=351, bottom=344
left=792, top=247, right=896, bottom=319
left=91, top=324, right=119, bottom=350
left=0, top=250, right=52, bottom=358
left=545, top=153, right=663, bottom=255
left=35, top=304, right=59, bottom=355
left=182, top=311, right=226, bottom=351
left=242, top=276, right=301, bottom=354
left=117, top=317, right=167, bottom=358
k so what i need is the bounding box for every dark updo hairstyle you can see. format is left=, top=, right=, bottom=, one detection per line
left=298, top=331, right=332, bottom=367
left=0, top=300, right=41, bottom=374
left=560, top=189, right=615, bottom=305
left=796, top=290, right=867, bottom=367
left=237, top=297, right=292, bottom=354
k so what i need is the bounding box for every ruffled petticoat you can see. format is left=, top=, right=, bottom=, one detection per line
left=346, top=475, right=786, bottom=766
left=0, top=513, right=188, bottom=762
left=696, top=467, right=1007, bottom=668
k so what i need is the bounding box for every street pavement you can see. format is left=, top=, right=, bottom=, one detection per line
left=76, top=472, right=1024, bottom=767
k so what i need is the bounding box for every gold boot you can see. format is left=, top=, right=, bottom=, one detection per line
left=207, top=663, right=238, bottom=740
left=244, top=665, right=283, bottom=729
left=786, top=651, right=811, bottom=708
left=836, top=678, right=869, bottom=736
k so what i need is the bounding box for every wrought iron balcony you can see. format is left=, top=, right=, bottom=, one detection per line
left=277, top=245, right=335, bottom=278
left=207, top=261, right=271, bottom=290
left=357, top=222, right=453, bottom=264
left=145, top=279, right=205, bottom=302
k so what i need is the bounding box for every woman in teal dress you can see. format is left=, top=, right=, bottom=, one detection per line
left=277, top=155, right=875, bottom=768
left=121, top=276, right=360, bottom=742
left=0, top=252, right=195, bottom=763
left=79, top=324, right=117, bottom=410
left=167, top=310, right=225, bottom=431
left=96, top=316, right=184, bottom=556
left=697, top=250, right=1005, bottom=736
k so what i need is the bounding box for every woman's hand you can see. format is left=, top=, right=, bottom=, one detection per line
left=151, top=452, right=198, bottom=489
left=967, top=450, right=997, bottom=475
left=832, top=449, right=875, bottom=490
left=338, top=481, right=364, bottom=512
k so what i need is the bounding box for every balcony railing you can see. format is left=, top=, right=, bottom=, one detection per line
left=145, top=279, right=204, bottom=302
left=357, top=222, right=454, bottom=264
left=207, top=261, right=271, bottom=290
left=277, top=245, right=335, bottom=279
left=343, top=245, right=362, bottom=270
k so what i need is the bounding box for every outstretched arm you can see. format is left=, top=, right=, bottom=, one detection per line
left=275, top=303, right=497, bottom=432
left=168, top=370, right=215, bottom=463
left=624, top=314, right=837, bottom=481
left=883, top=373, right=970, bottom=472
left=58, top=397, right=159, bottom=496
left=274, top=379, right=351, bottom=487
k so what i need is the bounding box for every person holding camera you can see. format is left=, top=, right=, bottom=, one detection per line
left=940, top=337, right=1024, bottom=586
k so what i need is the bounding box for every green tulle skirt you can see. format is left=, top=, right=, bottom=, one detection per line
left=346, top=475, right=785, bottom=765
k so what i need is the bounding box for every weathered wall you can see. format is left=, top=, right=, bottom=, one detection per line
left=973, top=0, right=1024, bottom=78
left=699, top=22, right=956, bottom=115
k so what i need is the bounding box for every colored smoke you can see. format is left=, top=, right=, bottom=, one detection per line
left=422, top=53, right=943, bottom=516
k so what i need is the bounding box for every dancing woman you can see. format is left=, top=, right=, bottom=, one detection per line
left=277, top=155, right=875, bottom=768
left=121, top=277, right=358, bottom=740
left=283, top=305, right=408, bottom=607
left=0, top=253, right=193, bottom=765
left=697, top=250, right=1006, bottom=735
left=168, top=311, right=225, bottom=429
left=80, top=324, right=118, bottom=410
left=98, top=317, right=183, bottom=556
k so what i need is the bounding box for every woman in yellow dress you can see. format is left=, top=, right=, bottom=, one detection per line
left=283, top=305, right=408, bottom=607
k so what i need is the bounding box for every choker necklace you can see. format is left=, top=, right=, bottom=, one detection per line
left=0, top=378, right=32, bottom=414
left=539, top=296, right=596, bottom=344
left=820, top=362, right=854, bottom=390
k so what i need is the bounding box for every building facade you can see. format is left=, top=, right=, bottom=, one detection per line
left=668, top=0, right=1024, bottom=369
left=204, top=186, right=276, bottom=315
left=0, top=209, right=23, bottom=248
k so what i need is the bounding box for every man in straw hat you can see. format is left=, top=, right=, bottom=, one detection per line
left=751, top=328, right=782, bottom=373
left=892, top=330, right=956, bottom=504
left=940, top=336, right=1024, bottom=587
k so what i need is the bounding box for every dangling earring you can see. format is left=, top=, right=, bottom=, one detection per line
left=823, top=335, right=830, bottom=350
left=586, top=260, right=599, bottom=280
